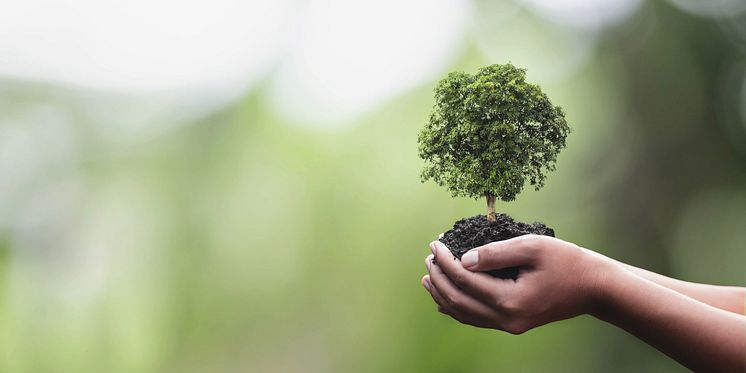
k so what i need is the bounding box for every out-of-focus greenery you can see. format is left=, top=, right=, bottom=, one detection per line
left=1, top=2, right=746, bottom=373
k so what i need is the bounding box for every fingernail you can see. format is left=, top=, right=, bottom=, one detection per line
left=423, top=279, right=431, bottom=291
left=425, top=254, right=433, bottom=271
left=462, top=250, right=479, bottom=268
left=429, top=241, right=438, bottom=255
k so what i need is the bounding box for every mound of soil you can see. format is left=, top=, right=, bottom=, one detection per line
left=438, top=214, right=555, bottom=279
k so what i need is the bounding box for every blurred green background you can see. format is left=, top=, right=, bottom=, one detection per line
left=1, top=0, right=746, bottom=372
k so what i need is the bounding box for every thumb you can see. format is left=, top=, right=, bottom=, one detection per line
left=461, top=235, right=541, bottom=271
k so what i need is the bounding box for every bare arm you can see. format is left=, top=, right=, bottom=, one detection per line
left=423, top=236, right=746, bottom=372
left=613, top=259, right=745, bottom=315
left=595, top=262, right=746, bottom=372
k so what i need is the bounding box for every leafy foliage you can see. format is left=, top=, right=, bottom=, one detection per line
left=418, top=63, right=570, bottom=202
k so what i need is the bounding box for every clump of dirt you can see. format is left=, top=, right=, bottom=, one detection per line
left=438, top=214, right=555, bottom=279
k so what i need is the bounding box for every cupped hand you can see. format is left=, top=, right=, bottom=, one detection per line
left=422, top=235, right=612, bottom=334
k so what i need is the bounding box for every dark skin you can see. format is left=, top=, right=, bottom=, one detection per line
left=422, top=235, right=746, bottom=372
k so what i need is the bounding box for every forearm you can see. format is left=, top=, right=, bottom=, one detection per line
left=618, top=261, right=746, bottom=315
left=594, top=264, right=746, bottom=372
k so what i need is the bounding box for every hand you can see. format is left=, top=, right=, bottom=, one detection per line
left=422, top=235, right=612, bottom=334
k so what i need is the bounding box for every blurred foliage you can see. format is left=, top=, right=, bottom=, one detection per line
left=1, top=1, right=746, bottom=372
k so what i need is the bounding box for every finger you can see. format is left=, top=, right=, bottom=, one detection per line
left=430, top=241, right=514, bottom=305
left=428, top=258, right=498, bottom=320
left=439, top=305, right=490, bottom=328
left=462, top=235, right=544, bottom=272
left=427, top=275, right=483, bottom=325
left=424, top=275, right=448, bottom=307
left=424, top=274, right=463, bottom=320
left=426, top=273, right=507, bottom=330
left=425, top=254, right=434, bottom=273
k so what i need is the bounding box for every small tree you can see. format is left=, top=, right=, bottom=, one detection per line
left=418, top=63, right=569, bottom=222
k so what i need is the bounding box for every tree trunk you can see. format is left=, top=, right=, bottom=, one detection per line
left=486, top=193, right=497, bottom=222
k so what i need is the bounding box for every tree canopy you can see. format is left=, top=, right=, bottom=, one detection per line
left=418, top=63, right=569, bottom=203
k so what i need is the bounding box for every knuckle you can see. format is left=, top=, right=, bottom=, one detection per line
left=480, top=243, right=500, bottom=261
left=444, top=293, right=461, bottom=309
left=451, top=272, right=468, bottom=288
left=481, top=242, right=499, bottom=254
left=499, top=298, right=523, bottom=316
left=505, top=320, right=528, bottom=335
left=518, top=234, right=534, bottom=242
left=520, top=234, right=545, bottom=254
left=519, top=234, right=540, bottom=246
left=489, top=295, right=504, bottom=310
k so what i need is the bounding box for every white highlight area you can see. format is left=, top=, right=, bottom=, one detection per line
left=268, top=0, right=469, bottom=128
left=0, top=0, right=288, bottom=93
left=519, top=0, right=643, bottom=31
left=0, top=0, right=468, bottom=130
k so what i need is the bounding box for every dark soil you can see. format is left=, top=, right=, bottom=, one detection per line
left=438, top=214, right=555, bottom=280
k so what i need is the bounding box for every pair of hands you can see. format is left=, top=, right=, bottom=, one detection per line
left=422, top=235, right=610, bottom=334
left=422, top=235, right=746, bottom=371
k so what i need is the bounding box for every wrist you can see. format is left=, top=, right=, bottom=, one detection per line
left=577, top=247, right=627, bottom=319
